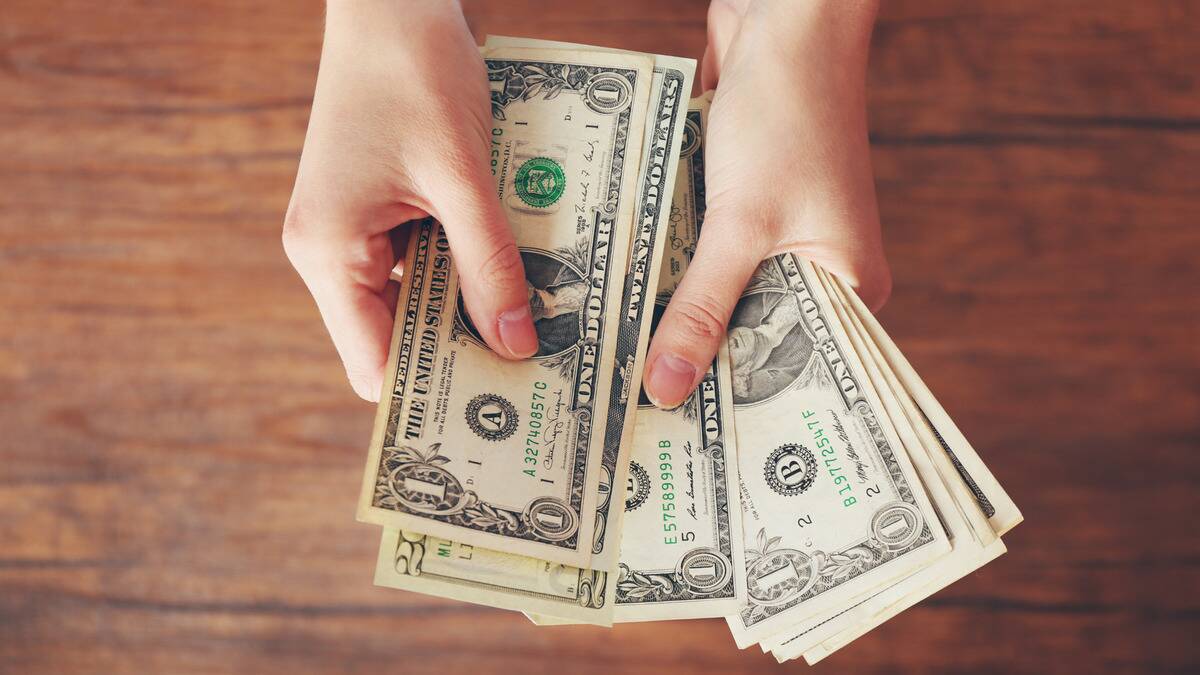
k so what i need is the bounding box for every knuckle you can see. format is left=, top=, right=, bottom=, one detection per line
left=339, top=236, right=389, bottom=287
left=668, top=296, right=727, bottom=344
left=873, top=267, right=893, bottom=309
left=281, top=204, right=311, bottom=266
left=703, top=201, right=779, bottom=251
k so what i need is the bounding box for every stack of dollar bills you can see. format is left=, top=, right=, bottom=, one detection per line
left=356, top=37, right=1022, bottom=665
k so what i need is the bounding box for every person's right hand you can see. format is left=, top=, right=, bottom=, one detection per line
left=283, top=0, right=537, bottom=402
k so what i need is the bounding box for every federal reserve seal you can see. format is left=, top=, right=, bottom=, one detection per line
left=625, top=461, right=651, bottom=512
left=465, top=394, right=518, bottom=441
left=764, top=444, right=817, bottom=497
left=513, top=157, right=565, bottom=208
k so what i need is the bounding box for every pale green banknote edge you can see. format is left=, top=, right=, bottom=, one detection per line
left=375, top=528, right=612, bottom=626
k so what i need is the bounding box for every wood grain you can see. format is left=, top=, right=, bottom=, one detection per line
left=1, top=1, right=1197, bottom=673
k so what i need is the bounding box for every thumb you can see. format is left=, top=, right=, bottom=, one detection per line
left=431, top=158, right=539, bottom=360
left=703, top=0, right=742, bottom=89
left=642, top=209, right=766, bottom=408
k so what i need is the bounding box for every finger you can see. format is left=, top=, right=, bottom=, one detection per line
left=843, top=255, right=892, bottom=313
left=284, top=214, right=402, bottom=402
left=312, top=273, right=399, bottom=402
left=643, top=209, right=766, bottom=408
left=431, top=158, right=538, bottom=360
left=700, top=44, right=719, bottom=91
left=787, top=230, right=892, bottom=314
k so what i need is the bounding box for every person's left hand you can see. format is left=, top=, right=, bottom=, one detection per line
left=643, top=0, right=892, bottom=409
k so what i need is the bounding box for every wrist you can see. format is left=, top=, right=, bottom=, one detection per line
left=705, top=0, right=877, bottom=86
left=325, top=0, right=464, bottom=40
left=739, top=0, right=877, bottom=55
left=327, top=0, right=462, bottom=17
left=324, top=0, right=469, bottom=59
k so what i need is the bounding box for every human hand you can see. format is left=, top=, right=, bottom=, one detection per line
left=643, top=0, right=891, bottom=408
left=283, top=0, right=537, bottom=402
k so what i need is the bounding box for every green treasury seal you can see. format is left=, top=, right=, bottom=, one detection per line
left=514, top=157, right=566, bottom=208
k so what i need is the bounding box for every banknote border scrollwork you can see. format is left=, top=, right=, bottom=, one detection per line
left=920, top=408, right=997, bottom=518
left=582, top=72, right=635, bottom=115
left=376, top=443, right=523, bottom=533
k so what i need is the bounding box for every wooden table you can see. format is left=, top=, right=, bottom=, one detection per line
left=2, top=1, right=1197, bottom=672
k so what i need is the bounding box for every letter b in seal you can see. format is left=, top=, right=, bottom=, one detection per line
left=764, top=444, right=817, bottom=497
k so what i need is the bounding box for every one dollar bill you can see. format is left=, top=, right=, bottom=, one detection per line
left=358, top=45, right=658, bottom=566
left=761, top=267, right=1002, bottom=659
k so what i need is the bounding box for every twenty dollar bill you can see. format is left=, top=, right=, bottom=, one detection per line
left=613, top=97, right=746, bottom=621
left=485, top=34, right=698, bottom=573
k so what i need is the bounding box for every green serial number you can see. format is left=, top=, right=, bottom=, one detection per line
left=658, top=442, right=695, bottom=545
left=522, top=381, right=548, bottom=478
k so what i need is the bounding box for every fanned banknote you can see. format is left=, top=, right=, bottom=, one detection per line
left=725, top=255, right=950, bottom=648
left=760, top=268, right=1003, bottom=660
left=358, top=45, right=658, bottom=566
left=829, top=271, right=1021, bottom=537
left=831, top=274, right=1023, bottom=537
left=771, top=273, right=1013, bottom=664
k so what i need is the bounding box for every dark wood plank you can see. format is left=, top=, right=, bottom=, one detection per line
left=1, top=0, right=1197, bottom=673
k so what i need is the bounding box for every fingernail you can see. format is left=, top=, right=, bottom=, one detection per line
left=497, top=306, right=539, bottom=359
left=645, top=353, right=699, bottom=409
